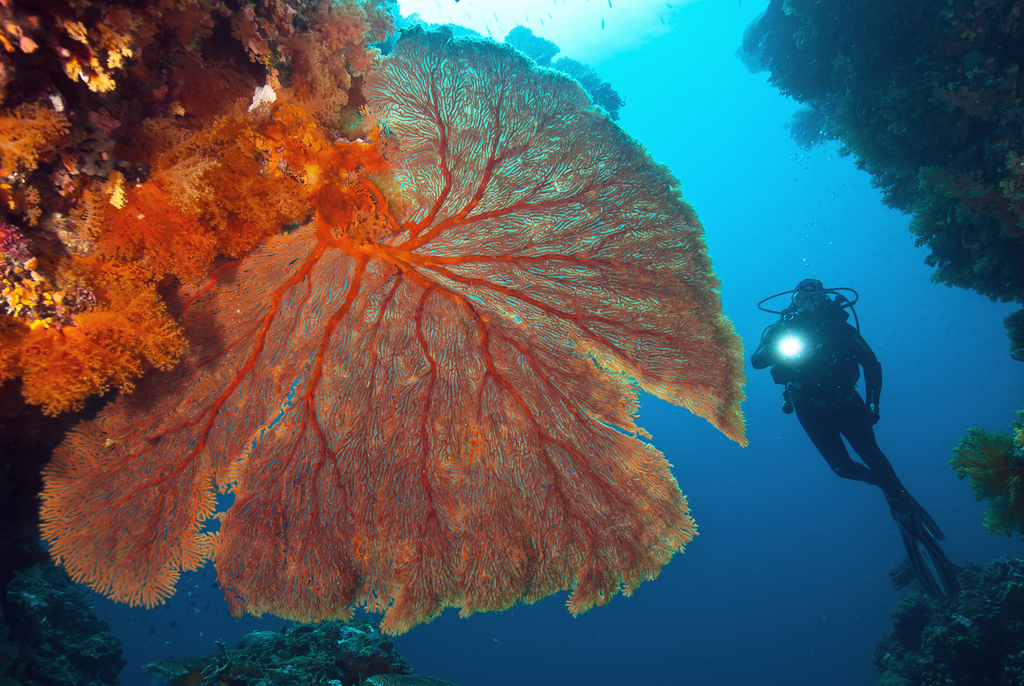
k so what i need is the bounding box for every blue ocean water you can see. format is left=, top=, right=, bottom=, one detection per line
left=93, top=2, right=1024, bottom=685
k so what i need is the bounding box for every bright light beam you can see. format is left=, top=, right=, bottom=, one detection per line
left=397, top=0, right=696, bottom=64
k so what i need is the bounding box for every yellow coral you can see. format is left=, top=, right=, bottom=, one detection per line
left=3, top=262, right=68, bottom=324
left=107, top=171, right=127, bottom=209
left=59, top=18, right=134, bottom=92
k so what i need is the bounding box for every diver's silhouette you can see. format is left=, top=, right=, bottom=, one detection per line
left=751, top=278, right=960, bottom=598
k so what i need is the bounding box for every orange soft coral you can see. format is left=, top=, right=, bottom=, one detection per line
left=96, top=107, right=310, bottom=283
left=0, top=0, right=393, bottom=417
left=314, top=0, right=393, bottom=76
left=0, top=101, right=68, bottom=225
left=99, top=183, right=219, bottom=282
left=0, top=102, right=69, bottom=175
left=280, top=0, right=393, bottom=127
left=0, top=273, right=185, bottom=415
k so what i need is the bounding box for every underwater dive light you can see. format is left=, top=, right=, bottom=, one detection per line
left=776, top=333, right=805, bottom=360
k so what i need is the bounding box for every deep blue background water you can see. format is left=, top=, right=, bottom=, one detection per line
left=94, top=2, right=1024, bottom=685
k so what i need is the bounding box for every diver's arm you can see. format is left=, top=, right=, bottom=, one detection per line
left=849, top=325, right=883, bottom=418
left=751, top=322, right=785, bottom=369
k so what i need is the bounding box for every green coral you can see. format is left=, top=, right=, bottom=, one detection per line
left=951, top=423, right=1024, bottom=536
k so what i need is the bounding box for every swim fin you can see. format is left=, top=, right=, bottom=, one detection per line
left=890, top=504, right=960, bottom=599
left=902, top=491, right=945, bottom=541
left=887, top=488, right=945, bottom=540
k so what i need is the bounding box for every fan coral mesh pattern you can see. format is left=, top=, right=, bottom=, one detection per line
left=41, top=29, right=746, bottom=635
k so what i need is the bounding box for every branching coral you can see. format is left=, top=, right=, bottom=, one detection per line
left=40, top=28, right=745, bottom=636
left=504, top=26, right=560, bottom=66
left=552, top=57, right=625, bottom=121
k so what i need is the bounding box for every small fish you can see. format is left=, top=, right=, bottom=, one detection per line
left=203, top=600, right=211, bottom=611
left=602, top=18, right=605, bottom=29
left=608, top=0, right=612, bottom=7
left=103, top=436, right=123, bottom=449
left=146, top=626, right=155, bottom=635
left=169, top=620, right=177, bottom=629
left=189, top=600, right=197, bottom=607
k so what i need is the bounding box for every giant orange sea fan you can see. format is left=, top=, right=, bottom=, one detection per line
left=40, top=28, right=747, bottom=635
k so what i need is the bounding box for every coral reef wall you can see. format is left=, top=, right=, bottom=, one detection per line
left=742, top=0, right=1024, bottom=302
left=0, top=0, right=393, bottom=416
left=1, top=564, right=125, bottom=686
left=875, top=557, right=1024, bottom=686
left=0, top=0, right=392, bottom=623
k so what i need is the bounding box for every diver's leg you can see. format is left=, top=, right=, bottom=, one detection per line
left=836, top=395, right=904, bottom=495
left=837, top=396, right=945, bottom=538
left=836, top=399, right=959, bottom=595
left=794, top=402, right=874, bottom=483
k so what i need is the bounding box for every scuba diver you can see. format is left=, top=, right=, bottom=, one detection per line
left=751, top=278, right=960, bottom=599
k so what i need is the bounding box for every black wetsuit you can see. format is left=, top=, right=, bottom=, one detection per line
left=751, top=300, right=960, bottom=598
left=750, top=302, right=906, bottom=503
left=753, top=298, right=958, bottom=597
